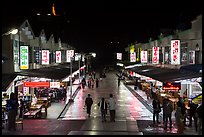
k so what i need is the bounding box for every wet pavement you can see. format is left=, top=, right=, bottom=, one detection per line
left=2, top=71, right=200, bottom=135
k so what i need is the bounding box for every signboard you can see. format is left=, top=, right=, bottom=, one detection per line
left=20, top=46, right=29, bottom=69
left=50, top=82, right=60, bottom=88
left=189, top=50, right=195, bottom=64
left=117, top=53, right=122, bottom=60
left=23, top=87, right=29, bottom=95
left=42, top=50, right=50, bottom=64
left=56, top=51, right=61, bottom=63
left=130, top=52, right=136, bottom=62
left=171, top=40, right=180, bottom=65
left=162, top=82, right=181, bottom=90
left=141, top=51, right=147, bottom=63
left=152, top=47, right=159, bottom=64
left=66, top=50, right=74, bottom=62
left=75, top=53, right=81, bottom=61
left=23, top=82, right=50, bottom=87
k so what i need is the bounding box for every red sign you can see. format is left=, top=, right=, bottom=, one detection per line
left=23, top=82, right=50, bottom=87
left=162, top=82, right=181, bottom=90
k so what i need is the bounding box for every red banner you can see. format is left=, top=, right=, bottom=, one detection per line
left=23, top=82, right=50, bottom=87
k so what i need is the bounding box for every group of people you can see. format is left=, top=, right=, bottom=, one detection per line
left=152, top=93, right=202, bottom=134
left=81, top=71, right=102, bottom=90
left=84, top=93, right=116, bottom=122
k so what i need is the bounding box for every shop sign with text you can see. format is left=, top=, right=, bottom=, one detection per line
left=117, top=53, right=122, bottom=60
left=56, top=51, right=61, bottom=63
left=152, top=47, right=159, bottom=64
left=42, top=50, right=50, bottom=64
left=20, top=46, right=29, bottom=69
left=130, top=52, right=136, bottom=62
left=67, top=50, right=74, bottom=62
left=171, top=40, right=180, bottom=65
left=141, top=51, right=147, bottom=63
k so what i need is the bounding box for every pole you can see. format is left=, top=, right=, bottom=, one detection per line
left=79, top=57, right=80, bottom=83
left=69, top=57, right=73, bottom=102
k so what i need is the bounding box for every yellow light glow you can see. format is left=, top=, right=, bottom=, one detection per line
left=52, top=3, right=57, bottom=16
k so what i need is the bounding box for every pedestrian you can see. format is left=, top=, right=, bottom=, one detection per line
left=118, top=77, right=120, bottom=87
left=98, top=97, right=108, bottom=122
left=96, top=78, right=99, bottom=88
left=19, top=99, right=25, bottom=118
left=196, top=102, right=202, bottom=135
left=81, top=77, right=86, bottom=89
left=152, top=94, right=161, bottom=125
left=177, top=97, right=187, bottom=126
left=85, top=94, right=93, bottom=117
left=93, top=71, right=96, bottom=79
left=91, top=78, right=94, bottom=89
left=6, top=92, right=19, bottom=131
left=175, top=106, right=184, bottom=134
left=163, top=98, right=173, bottom=129
left=188, top=99, right=198, bottom=130
left=108, top=94, right=116, bottom=122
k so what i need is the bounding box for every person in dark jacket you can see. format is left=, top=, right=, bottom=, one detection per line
left=163, top=98, right=173, bottom=129
left=6, top=92, right=19, bottom=131
left=196, top=102, right=202, bottom=135
left=98, top=97, right=108, bottom=122
left=177, top=97, right=187, bottom=126
left=152, top=94, right=161, bottom=124
left=85, top=94, right=93, bottom=117
left=188, top=99, right=198, bottom=129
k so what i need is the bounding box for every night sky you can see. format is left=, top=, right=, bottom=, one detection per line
left=2, top=0, right=202, bottom=65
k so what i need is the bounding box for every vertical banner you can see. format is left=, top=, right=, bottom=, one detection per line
left=130, top=52, right=136, bottom=62
left=171, top=40, right=180, bottom=65
left=141, top=51, right=148, bottom=63
left=20, top=46, right=29, bottom=69
left=152, top=47, right=159, bottom=64
left=189, top=50, right=195, bottom=64
left=42, top=50, right=50, bottom=65
left=117, top=53, right=122, bottom=60
left=56, top=51, right=61, bottom=63
left=66, top=50, right=74, bottom=62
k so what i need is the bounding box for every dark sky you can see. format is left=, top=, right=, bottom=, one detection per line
left=2, top=0, right=202, bottom=65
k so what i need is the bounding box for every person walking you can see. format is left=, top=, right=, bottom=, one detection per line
left=163, top=98, right=173, bottom=130
left=108, top=94, right=116, bottom=122
left=95, top=78, right=99, bottom=88
left=81, top=77, right=86, bottom=89
left=118, top=77, right=120, bottom=87
left=6, top=92, right=19, bottom=131
left=188, top=99, right=198, bottom=130
left=175, top=106, right=184, bottom=134
left=152, top=94, right=161, bottom=125
left=196, top=102, right=202, bottom=135
left=98, top=97, right=108, bottom=122
left=177, top=97, right=187, bottom=126
left=85, top=94, right=93, bottom=117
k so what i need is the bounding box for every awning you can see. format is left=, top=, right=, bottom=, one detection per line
left=129, top=65, right=202, bottom=83
left=180, top=64, right=202, bottom=73
left=17, top=62, right=80, bottom=80
left=2, top=73, right=17, bottom=92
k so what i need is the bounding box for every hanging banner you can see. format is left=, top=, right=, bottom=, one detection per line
left=56, top=51, right=61, bottom=63
left=141, top=51, right=147, bottom=63
left=42, top=50, right=50, bottom=64
left=66, top=50, right=74, bottom=62
left=152, top=47, right=159, bottom=64
left=171, top=40, right=180, bottom=65
left=20, top=46, right=29, bottom=69
left=130, top=52, right=136, bottom=62
left=117, top=53, right=122, bottom=60
left=189, top=50, right=195, bottom=64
